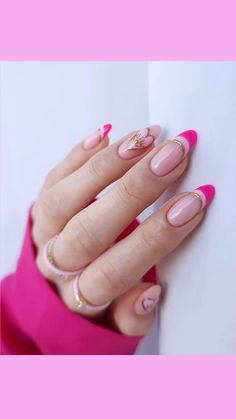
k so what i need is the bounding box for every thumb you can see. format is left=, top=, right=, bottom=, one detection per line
left=108, top=282, right=161, bottom=336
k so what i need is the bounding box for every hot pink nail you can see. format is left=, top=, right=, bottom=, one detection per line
left=194, top=184, right=215, bottom=207
left=101, top=123, right=112, bottom=140
left=150, top=129, right=197, bottom=176
left=176, top=129, right=198, bottom=153
left=167, top=184, right=215, bottom=227
left=83, top=124, right=112, bottom=150
left=118, top=127, right=157, bottom=160
left=134, top=285, right=161, bottom=316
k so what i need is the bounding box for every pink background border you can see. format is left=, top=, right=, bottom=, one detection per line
left=0, top=0, right=236, bottom=59
left=1, top=357, right=236, bottom=418
left=0, top=0, right=236, bottom=417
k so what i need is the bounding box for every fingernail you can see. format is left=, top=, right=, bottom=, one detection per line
left=167, top=184, right=215, bottom=227
left=134, top=285, right=161, bottom=316
left=150, top=129, right=197, bottom=176
left=194, top=184, right=216, bottom=207
left=83, top=123, right=112, bottom=150
left=118, top=126, right=160, bottom=160
left=101, top=123, right=112, bottom=140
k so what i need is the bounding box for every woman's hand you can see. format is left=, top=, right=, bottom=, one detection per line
left=32, top=124, right=215, bottom=336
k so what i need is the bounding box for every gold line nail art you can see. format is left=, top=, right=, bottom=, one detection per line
left=173, top=139, right=186, bottom=156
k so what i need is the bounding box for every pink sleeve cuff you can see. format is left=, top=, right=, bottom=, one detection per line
left=1, top=210, right=156, bottom=355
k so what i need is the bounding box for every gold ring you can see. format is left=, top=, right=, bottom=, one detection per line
left=73, top=275, right=88, bottom=309
left=46, top=235, right=59, bottom=268
left=73, top=275, right=112, bottom=312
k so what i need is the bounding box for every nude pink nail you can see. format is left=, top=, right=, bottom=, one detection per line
left=134, top=285, right=161, bottom=316
left=150, top=129, right=197, bottom=176
left=118, top=128, right=156, bottom=160
left=83, top=123, right=112, bottom=150
left=167, top=184, right=215, bottom=227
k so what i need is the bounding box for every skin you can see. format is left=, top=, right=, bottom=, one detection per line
left=33, top=125, right=205, bottom=336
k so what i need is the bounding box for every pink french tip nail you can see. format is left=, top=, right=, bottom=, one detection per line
left=167, top=183, right=215, bottom=227
left=150, top=129, right=197, bottom=177
left=176, top=129, right=198, bottom=153
left=83, top=125, right=112, bottom=150
left=101, top=123, right=112, bottom=140
left=194, top=184, right=216, bottom=207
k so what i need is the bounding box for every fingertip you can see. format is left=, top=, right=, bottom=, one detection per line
left=101, top=123, right=112, bottom=140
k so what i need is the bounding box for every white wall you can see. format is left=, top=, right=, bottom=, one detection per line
left=1, top=62, right=235, bottom=355
left=147, top=62, right=236, bottom=355
left=0, top=61, right=149, bottom=276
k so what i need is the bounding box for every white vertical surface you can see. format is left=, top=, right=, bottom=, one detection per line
left=145, top=62, right=236, bottom=355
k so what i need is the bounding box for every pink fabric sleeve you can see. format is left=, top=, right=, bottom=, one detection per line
left=1, top=211, right=156, bottom=355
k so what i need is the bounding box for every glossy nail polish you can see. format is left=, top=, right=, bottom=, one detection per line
left=83, top=123, right=112, bottom=150
left=134, top=285, right=161, bottom=316
left=118, top=127, right=160, bottom=160
left=194, top=184, right=216, bottom=207
left=167, top=184, right=215, bottom=227
left=150, top=129, right=197, bottom=176
left=101, top=123, right=112, bottom=140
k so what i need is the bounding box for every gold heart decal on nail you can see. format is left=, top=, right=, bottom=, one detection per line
left=127, top=128, right=153, bottom=150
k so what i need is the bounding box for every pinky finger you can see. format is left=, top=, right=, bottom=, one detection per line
left=32, top=124, right=111, bottom=221
left=108, top=282, right=161, bottom=336
left=42, top=124, right=112, bottom=190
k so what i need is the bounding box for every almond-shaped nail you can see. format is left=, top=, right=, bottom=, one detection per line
left=101, top=123, right=112, bottom=140
left=83, top=123, right=112, bottom=150
left=118, top=126, right=160, bottom=160
left=134, top=285, right=161, bottom=316
left=150, top=129, right=197, bottom=176
left=167, top=184, right=215, bottom=227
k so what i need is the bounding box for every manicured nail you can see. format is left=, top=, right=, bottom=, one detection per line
left=134, top=285, right=161, bottom=316
left=150, top=129, right=197, bottom=176
left=167, top=184, right=215, bottom=227
left=101, top=123, right=112, bottom=140
left=194, top=184, right=216, bottom=207
left=118, top=127, right=160, bottom=160
left=83, top=123, right=112, bottom=150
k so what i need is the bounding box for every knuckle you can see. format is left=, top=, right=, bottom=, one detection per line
left=137, top=226, right=159, bottom=256
left=96, top=258, right=127, bottom=296
left=44, top=169, right=57, bottom=187
left=68, top=217, right=100, bottom=260
left=66, top=145, right=81, bottom=165
left=116, top=177, right=146, bottom=206
left=138, top=218, right=171, bottom=258
left=39, top=190, right=61, bottom=220
left=87, top=154, right=106, bottom=180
